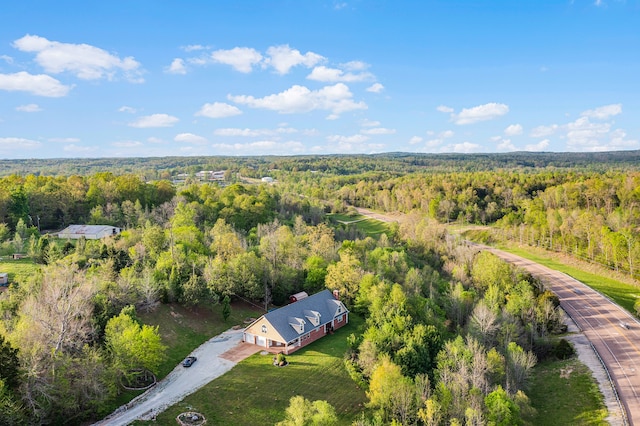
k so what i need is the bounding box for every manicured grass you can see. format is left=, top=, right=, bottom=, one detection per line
left=146, top=315, right=368, bottom=426
left=139, top=302, right=264, bottom=379
left=0, top=257, right=40, bottom=285
left=328, top=213, right=390, bottom=236
left=497, top=245, right=640, bottom=314
left=527, top=357, right=608, bottom=425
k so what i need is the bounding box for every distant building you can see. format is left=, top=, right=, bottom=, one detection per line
left=261, top=176, right=274, bottom=183
left=58, top=225, right=121, bottom=240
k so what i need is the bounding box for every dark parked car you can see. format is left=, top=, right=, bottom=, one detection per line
left=182, top=356, right=197, bottom=367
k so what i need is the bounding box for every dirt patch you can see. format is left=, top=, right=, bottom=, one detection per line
left=219, top=342, right=260, bottom=362
left=559, top=367, right=573, bottom=379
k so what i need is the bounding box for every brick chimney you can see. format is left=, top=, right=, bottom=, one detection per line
left=332, top=289, right=340, bottom=300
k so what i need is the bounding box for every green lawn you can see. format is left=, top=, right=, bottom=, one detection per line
left=328, top=213, right=390, bottom=236
left=497, top=245, right=640, bottom=314
left=0, top=257, right=40, bottom=286
left=145, top=315, right=368, bottom=426
left=527, top=357, right=608, bottom=425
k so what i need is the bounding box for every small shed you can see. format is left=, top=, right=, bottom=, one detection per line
left=58, top=225, right=121, bottom=240
left=0, top=273, right=8, bottom=286
left=289, top=291, right=308, bottom=303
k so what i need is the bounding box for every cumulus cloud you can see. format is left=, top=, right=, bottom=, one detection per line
left=360, top=127, right=396, bottom=135
left=327, top=134, right=370, bottom=144
left=266, top=45, right=324, bottom=74
left=166, top=58, right=187, bottom=74
left=175, top=133, right=208, bottom=144
left=565, top=117, right=612, bottom=149
left=63, top=144, right=98, bottom=153
left=49, top=137, right=80, bottom=143
left=530, top=124, right=558, bottom=138
left=228, top=83, right=367, bottom=116
left=212, top=140, right=306, bottom=155
left=366, top=83, right=384, bottom=93
left=360, top=119, right=381, bottom=127
left=580, top=103, right=622, bottom=120
left=442, top=142, right=482, bottom=153
left=436, top=105, right=454, bottom=113
left=214, top=127, right=298, bottom=137
left=496, top=138, right=516, bottom=151
left=1, top=55, right=13, bottom=64
left=504, top=124, right=523, bottom=136
left=525, top=139, right=550, bottom=151
left=307, top=66, right=373, bottom=82
left=112, top=140, right=143, bottom=148
left=0, top=71, right=71, bottom=97
left=325, top=134, right=384, bottom=154
left=16, top=103, right=42, bottom=112
left=118, top=106, right=137, bottom=114
left=196, top=102, right=242, bottom=118
left=182, top=44, right=207, bottom=52
left=13, top=34, right=143, bottom=82
left=129, top=113, right=179, bottom=128
left=453, top=103, right=509, bottom=125
left=0, top=137, right=42, bottom=149
left=409, top=136, right=423, bottom=145
left=211, top=47, right=263, bottom=73
left=439, top=130, right=454, bottom=139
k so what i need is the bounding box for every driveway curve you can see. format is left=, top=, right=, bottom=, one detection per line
left=94, top=327, right=258, bottom=425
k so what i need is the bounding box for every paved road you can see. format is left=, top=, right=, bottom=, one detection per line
left=479, top=245, right=639, bottom=425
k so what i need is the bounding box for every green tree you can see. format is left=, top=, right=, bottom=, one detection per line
left=276, top=395, right=338, bottom=426
left=485, top=386, right=521, bottom=426
left=222, top=295, right=231, bottom=322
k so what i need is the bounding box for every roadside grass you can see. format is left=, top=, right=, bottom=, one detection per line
left=527, top=357, right=608, bottom=425
left=496, top=245, right=640, bottom=314
left=327, top=213, right=390, bottom=236
left=144, top=315, right=368, bottom=426
left=0, top=257, right=40, bottom=285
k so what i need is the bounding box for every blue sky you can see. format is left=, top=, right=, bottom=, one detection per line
left=1, top=0, right=639, bottom=158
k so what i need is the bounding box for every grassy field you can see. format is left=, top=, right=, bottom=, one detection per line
left=0, top=257, right=40, bottom=285
left=497, top=245, right=640, bottom=314
left=143, top=315, right=368, bottom=426
left=327, top=213, right=390, bottom=236
left=527, top=357, right=608, bottom=425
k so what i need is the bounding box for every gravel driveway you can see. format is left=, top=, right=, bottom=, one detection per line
left=94, top=327, right=256, bottom=425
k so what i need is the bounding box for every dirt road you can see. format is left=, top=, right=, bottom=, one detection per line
left=94, top=328, right=258, bottom=426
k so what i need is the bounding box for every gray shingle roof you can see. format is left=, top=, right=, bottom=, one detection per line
left=262, top=289, right=348, bottom=344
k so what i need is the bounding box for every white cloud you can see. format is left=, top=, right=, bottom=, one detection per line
left=327, top=134, right=370, bottom=144
left=266, top=45, right=324, bottom=74
left=49, top=137, right=80, bottom=143
left=366, top=83, right=384, bottom=93
left=525, top=139, right=550, bottom=151
left=13, top=34, right=143, bottom=82
left=307, top=66, right=373, bottom=82
left=453, top=103, right=509, bottom=125
left=196, top=102, right=242, bottom=118
left=1, top=55, right=13, bottom=64
left=118, top=106, right=137, bottom=114
left=504, top=124, right=523, bottom=136
left=497, top=138, right=516, bottom=151
left=212, top=140, right=306, bottom=155
left=175, top=133, right=208, bottom=144
left=112, top=140, right=143, bottom=148
left=147, top=137, right=166, bottom=144
left=442, top=142, right=481, bottom=153
left=63, top=144, right=98, bottom=153
left=228, top=83, right=367, bottom=116
left=0, top=71, right=71, bottom=97
left=436, top=105, right=454, bottom=113
left=361, top=127, right=396, bottom=135
left=16, top=103, right=42, bottom=112
left=211, top=47, right=263, bottom=73
left=182, top=44, right=207, bottom=52
left=360, top=119, right=380, bottom=127
left=0, top=137, right=42, bottom=149
left=343, top=61, right=368, bottom=71
left=409, top=136, right=423, bottom=145
left=580, top=103, right=622, bottom=120
left=215, top=128, right=272, bottom=137
left=166, top=58, right=187, bottom=74
left=439, top=130, right=454, bottom=138
left=129, top=113, right=179, bottom=128
left=530, top=124, right=558, bottom=138
left=565, top=116, right=612, bottom=149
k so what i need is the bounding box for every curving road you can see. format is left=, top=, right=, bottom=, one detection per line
left=478, top=245, right=639, bottom=425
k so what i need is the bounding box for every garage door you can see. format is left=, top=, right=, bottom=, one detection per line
left=256, top=336, right=266, bottom=347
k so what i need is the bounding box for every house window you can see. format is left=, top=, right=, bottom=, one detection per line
left=261, top=325, right=267, bottom=333
left=337, top=306, right=342, bottom=314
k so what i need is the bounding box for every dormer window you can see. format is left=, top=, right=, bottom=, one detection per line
left=261, top=324, right=267, bottom=333
left=304, top=310, right=321, bottom=326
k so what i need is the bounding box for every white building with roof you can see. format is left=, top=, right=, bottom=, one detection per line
left=58, top=225, right=121, bottom=240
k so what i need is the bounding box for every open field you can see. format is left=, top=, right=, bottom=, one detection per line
left=528, top=357, right=608, bottom=425
left=0, top=257, right=40, bottom=287
left=142, top=315, right=368, bottom=426
left=327, top=212, right=390, bottom=236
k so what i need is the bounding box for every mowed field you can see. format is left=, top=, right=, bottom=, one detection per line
left=140, top=315, right=368, bottom=426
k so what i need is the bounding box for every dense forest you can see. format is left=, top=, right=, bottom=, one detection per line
left=0, top=152, right=638, bottom=425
